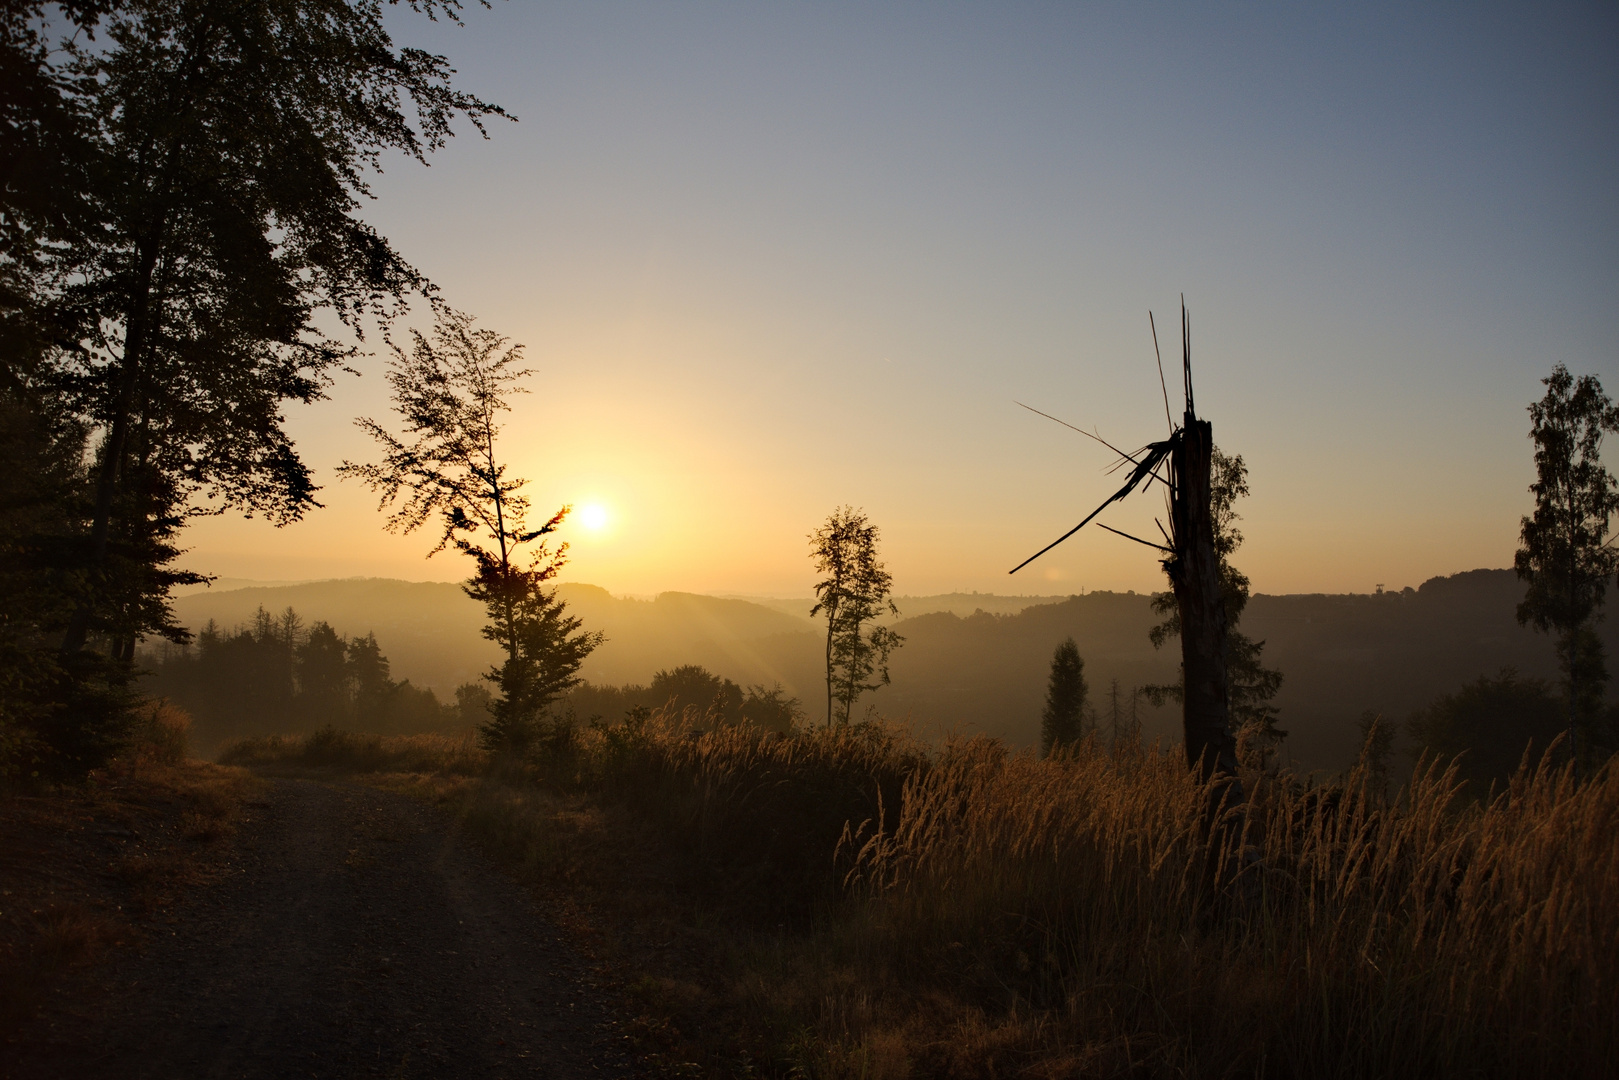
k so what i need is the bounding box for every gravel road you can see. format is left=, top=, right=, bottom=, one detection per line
left=2, top=778, right=634, bottom=1079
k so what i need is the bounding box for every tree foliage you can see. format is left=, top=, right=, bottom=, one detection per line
left=1, top=0, right=506, bottom=774
left=565, top=666, right=802, bottom=734
left=809, top=507, right=903, bottom=727
left=1514, top=363, right=1619, bottom=771
left=1145, top=447, right=1285, bottom=768
left=1405, top=670, right=1569, bottom=797
left=145, top=606, right=448, bottom=750
left=1040, top=637, right=1087, bottom=756
left=341, top=309, right=602, bottom=756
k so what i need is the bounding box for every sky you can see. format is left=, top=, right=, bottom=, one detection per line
left=179, top=0, right=1619, bottom=599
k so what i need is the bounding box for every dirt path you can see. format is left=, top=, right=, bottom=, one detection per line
left=2, top=778, right=634, bottom=1079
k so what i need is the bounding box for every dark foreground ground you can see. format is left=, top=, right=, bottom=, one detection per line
left=1, top=778, right=633, bottom=1079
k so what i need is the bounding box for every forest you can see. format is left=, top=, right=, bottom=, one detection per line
left=2, top=2, right=1615, bottom=1078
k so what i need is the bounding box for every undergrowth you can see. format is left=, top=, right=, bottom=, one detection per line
left=229, top=714, right=1618, bottom=1078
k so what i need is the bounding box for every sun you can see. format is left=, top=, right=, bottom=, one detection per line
left=578, top=503, right=609, bottom=531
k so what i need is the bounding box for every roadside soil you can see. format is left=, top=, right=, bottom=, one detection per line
left=1, top=777, right=634, bottom=1080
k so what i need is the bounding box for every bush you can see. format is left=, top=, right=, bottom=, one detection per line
left=551, top=710, right=925, bottom=918
left=1407, top=669, right=1568, bottom=795
left=127, top=699, right=190, bottom=766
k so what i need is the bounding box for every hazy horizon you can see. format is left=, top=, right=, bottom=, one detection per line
left=167, top=2, right=1615, bottom=599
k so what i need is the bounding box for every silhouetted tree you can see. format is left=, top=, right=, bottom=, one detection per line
left=739, top=684, right=801, bottom=733
left=1040, top=637, right=1087, bottom=756
left=346, top=632, right=395, bottom=730
left=563, top=671, right=800, bottom=732
left=2, top=1, right=505, bottom=772
left=1145, top=448, right=1285, bottom=769
left=144, top=606, right=448, bottom=745
left=341, top=310, right=602, bottom=755
left=1515, top=364, right=1619, bottom=776
left=1407, top=671, right=1568, bottom=797
left=453, top=681, right=493, bottom=729
left=810, top=507, right=904, bottom=726
left=297, top=621, right=350, bottom=727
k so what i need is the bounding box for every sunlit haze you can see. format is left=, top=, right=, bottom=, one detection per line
left=178, top=2, right=1618, bottom=598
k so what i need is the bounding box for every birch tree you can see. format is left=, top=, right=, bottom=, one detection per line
left=809, top=507, right=903, bottom=726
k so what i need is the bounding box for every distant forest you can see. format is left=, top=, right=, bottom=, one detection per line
left=143, top=607, right=801, bottom=756
left=155, top=569, right=1618, bottom=773
left=144, top=607, right=474, bottom=756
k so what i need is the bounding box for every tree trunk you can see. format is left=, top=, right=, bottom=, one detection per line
left=823, top=601, right=837, bottom=728
left=1169, top=417, right=1240, bottom=782
left=60, top=246, right=161, bottom=657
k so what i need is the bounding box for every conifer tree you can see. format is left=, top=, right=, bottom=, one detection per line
left=1040, top=637, right=1087, bottom=756
left=1145, top=448, right=1285, bottom=768
left=341, top=310, right=602, bottom=755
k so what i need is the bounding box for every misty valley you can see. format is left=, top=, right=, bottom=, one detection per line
left=146, top=568, right=1610, bottom=785
left=4, top=3, right=1616, bottom=1079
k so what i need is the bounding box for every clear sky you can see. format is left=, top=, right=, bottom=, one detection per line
left=180, top=1, right=1619, bottom=598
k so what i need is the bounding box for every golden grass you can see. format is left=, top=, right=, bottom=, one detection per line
left=218, top=709, right=1617, bottom=1077
left=829, top=736, right=1616, bottom=1077
left=218, top=727, right=487, bottom=776
left=528, top=715, right=1617, bottom=1078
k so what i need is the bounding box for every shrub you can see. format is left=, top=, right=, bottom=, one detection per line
left=127, top=699, right=190, bottom=766
left=1407, top=669, right=1568, bottom=795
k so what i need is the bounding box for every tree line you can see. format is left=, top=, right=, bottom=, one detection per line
left=563, top=666, right=800, bottom=734
left=142, top=605, right=480, bottom=750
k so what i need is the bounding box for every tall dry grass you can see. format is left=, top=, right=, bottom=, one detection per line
left=834, top=736, right=1616, bottom=1077
left=543, top=713, right=1615, bottom=1077
left=216, top=708, right=1615, bottom=1076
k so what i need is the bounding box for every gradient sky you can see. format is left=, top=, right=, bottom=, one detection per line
left=179, top=1, right=1618, bottom=599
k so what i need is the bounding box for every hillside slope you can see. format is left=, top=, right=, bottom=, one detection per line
left=159, top=571, right=1616, bottom=772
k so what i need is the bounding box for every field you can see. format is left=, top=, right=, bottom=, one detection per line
left=224, top=717, right=1618, bottom=1079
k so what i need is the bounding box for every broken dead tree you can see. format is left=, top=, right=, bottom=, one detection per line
left=1012, top=301, right=1241, bottom=790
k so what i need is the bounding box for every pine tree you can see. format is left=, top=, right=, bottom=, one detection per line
left=1145, top=448, right=1285, bottom=768
left=1040, top=637, right=1087, bottom=756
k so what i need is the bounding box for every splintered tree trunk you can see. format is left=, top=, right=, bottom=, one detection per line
left=1169, top=416, right=1240, bottom=782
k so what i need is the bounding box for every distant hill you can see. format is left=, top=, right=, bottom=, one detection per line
left=158, top=570, right=1616, bottom=773
left=880, top=570, right=1616, bottom=772
left=166, top=579, right=822, bottom=698
left=737, top=593, right=1073, bottom=621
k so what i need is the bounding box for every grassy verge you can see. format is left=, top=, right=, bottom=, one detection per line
left=0, top=701, right=254, bottom=1027
left=219, top=727, right=486, bottom=777
left=231, top=715, right=1617, bottom=1079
